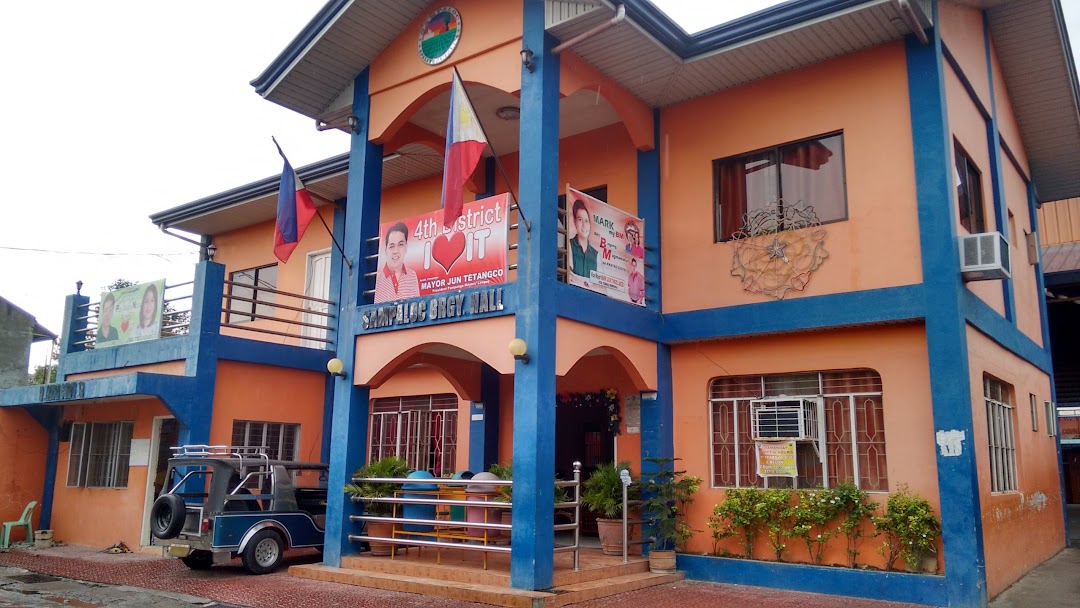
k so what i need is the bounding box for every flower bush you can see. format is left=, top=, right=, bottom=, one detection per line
left=871, top=485, right=940, bottom=572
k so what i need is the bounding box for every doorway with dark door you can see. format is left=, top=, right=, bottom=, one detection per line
left=555, top=400, right=614, bottom=537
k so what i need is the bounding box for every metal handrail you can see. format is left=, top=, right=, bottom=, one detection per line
left=349, top=462, right=583, bottom=570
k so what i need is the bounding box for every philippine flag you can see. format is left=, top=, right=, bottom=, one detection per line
left=272, top=143, right=317, bottom=263
left=440, top=68, right=488, bottom=228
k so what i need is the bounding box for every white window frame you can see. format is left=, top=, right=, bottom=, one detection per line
left=65, top=421, right=133, bottom=488
left=231, top=420, right=300, bottom=461
left=984, top=376, right=1018, bottom=493
left=369, top=395, right=458, bottom=475
left=227, top=264, right=278, bottom=323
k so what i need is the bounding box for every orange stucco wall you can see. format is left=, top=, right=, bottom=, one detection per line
left=210, top=361, right=325, bottom=463
left=51, top=398, right=169, bottom=549
left=658, top=42, right=922, bottom=313
left=211, top=205, right=335, bottom=346
left=65, top=360, right=186, bottom=381
left=941, top=1, right=1043, bottom=346
left=670, top=325, right=939, bottom=569
left=0, top=408, right=47, bottom=537
left=965, top=326, right=1062, bottom=597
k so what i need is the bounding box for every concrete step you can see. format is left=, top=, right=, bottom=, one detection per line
left=290, top=564, right=682, bottom=607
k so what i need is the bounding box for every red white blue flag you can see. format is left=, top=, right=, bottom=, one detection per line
left=272, top=141, right=317, bottom=263
left=440, top=68, right=488, bottom=228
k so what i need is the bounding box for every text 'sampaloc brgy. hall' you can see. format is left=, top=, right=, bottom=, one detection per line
left=1, top=1, right=1078, bottom=607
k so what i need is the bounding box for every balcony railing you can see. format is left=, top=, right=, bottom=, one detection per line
left=72, top=280, right=194, bottom=350
left=221, top=280, right=335, bottom=347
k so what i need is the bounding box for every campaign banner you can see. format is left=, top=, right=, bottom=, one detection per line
left=97, top=279, right=165, bottom=347
left=755, top=440, right=798, bottom=478
left=374, top=194, right=509, bottom=304
left=565, top=186, right=646, bottom=306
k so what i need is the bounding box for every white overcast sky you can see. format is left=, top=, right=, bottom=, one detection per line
left=1, top=0, right=1078, bottom=371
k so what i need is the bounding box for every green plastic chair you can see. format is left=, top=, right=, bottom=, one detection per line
left=0, top=501, right=36, bottom=549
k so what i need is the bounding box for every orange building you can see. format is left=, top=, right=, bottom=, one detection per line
left=1, top=2, right=1077, bottom=607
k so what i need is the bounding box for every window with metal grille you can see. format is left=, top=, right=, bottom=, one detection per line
left=369, top=394, right=458, bottom=476
left=954, top=140, right=986, bottom=233
left=984, top=376, right=1017, bottom=493
left=231, top=420, right=299, bottom=461
left=227, top=265, right=278, bottom=323
left=65, top=421, right=133, bottom=488
left=709, top=370, right=887, bottom=491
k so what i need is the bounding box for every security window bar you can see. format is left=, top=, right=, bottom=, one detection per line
left=228, top=264, right=278, bottom=323
left=713, top=132, right=847, bottom=241
left=369, top=394, right=458, bottom=476
left=65, top=421, right=133, bottom=488
left=1045, top=401, right=1057, bottom=437
left=231, top=420, right=299, bottom=461
left=984, top=376, right=1017, bottom=493
left=954, top=141, right=986, bottom=233
left=709, top=370, right=886, bottom=491
left=1030, top=394, right=1038, bottom=432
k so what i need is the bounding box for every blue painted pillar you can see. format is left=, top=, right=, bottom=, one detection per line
left=469, top=364, right=501, bottom=473
left=25, top=406, right=61, bottom=530
left=57, top=293, right=90, bottom=379
left=322, top=198, right=348, bottom=467
left=982, top=14, right=1015, bottom=324
left=636, top=109, right=671, bottom=485
left=906, top=18, right=987, bottom=608
left=510, top=0, right=560, bottom=591
left=323, top=68, right=382, bottom=567
left=175, top=260, right=224, bottom=447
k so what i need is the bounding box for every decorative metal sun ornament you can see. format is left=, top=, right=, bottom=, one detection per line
left=729, top=200, right=830, bottom=300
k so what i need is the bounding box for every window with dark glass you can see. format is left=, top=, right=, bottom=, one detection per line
left=369, top=394, right=459, bottom=476
left=713, top=133, right=847, bottom=241
left=954, top=141, right=986, bottom=233
left=227, top=264, right=278, bottom=323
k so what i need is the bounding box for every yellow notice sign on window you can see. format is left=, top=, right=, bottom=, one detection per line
left=755, top=440, right=798, bottom=478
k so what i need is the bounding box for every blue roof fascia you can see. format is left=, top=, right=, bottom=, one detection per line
left=149, top=152, right=349, bottom=229
left=250, top=0, right=353, bottom=96
left=620, top=0, right=875, bottom=59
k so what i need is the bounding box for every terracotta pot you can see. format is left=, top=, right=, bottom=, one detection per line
left=595, top=518, right=641, bottom=556
left=649, top=549, right=677, bottom=574
left=366, top=520, right=395, bottom=556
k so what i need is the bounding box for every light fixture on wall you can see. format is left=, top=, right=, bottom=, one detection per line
left=520, top=48, right=535, bottom=73
left=206, top=243, right=217, bottom=261
left=508, top=338, right=529, bottom=364
left=495, top=106, right=520, bottom=121
left=326, top=357, right=347, bottom=378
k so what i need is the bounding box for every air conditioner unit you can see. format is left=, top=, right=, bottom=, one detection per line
left=750, top=398, right=819, bottom=441
left=960, top=232, right=1011, bottom=281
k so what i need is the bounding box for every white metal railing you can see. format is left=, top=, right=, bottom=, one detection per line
left=349, top=462, right=583, bottom=570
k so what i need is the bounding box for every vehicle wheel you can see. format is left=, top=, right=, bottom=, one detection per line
left=242, top=529, right=284, bottom=575
left=150, top=494, right=186, bottom=539
left=181, top=550, right=214, bottom=570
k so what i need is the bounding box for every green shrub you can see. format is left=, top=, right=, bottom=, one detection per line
left=710, top=488, right=765, bottom=558
left=343, top=456, right=411, bottom=516
left=581, top=461, right=639, bottom=519
left=640, top=457, right=701, bottom=551
left=872, top=485, right=940, bottom=572
left=790, top=489, right=842, bottom=565
left=831, top=482, right=877, bottom=567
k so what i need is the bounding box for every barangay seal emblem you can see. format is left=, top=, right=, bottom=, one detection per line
left=419, top=7, right=462, bottom=65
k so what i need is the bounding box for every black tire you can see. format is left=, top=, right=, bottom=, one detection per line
left=181, top=550, right=213, bottom=570
left=242, top=529, right=284, bottom=575
left=150, top=494, right=186, bottom=539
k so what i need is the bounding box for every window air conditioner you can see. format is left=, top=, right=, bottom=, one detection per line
left=960, top=232, right=1011, bottom=281
left=750, top=398, right=819, bottom=441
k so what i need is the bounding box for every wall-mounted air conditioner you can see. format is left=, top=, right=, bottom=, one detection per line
left=750, top=398, right=819, bottom=441
left=960, top=232, right=1011, bottom=281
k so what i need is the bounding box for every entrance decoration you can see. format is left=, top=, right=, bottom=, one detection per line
left=729, top=200, right=829, bottom=300
left=418, top=7, right=462, bottom=66
left=556, top=389, right=621, bottom=434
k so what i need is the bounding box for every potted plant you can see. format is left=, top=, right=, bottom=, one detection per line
left=487, top=462, right=513, bottom=540
left=344, top=456, right=411, bottom=556
left=581, top=461, right=641, bottom=556
left=640, top=457, right=701, bottom=573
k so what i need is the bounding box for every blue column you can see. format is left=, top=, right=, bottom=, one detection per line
left=25, top=406, right=61, bottom=530
left=906, top=16, right=987, bottom=608
left=323, top=68, right=382, bottom=567
left=57, top=293, right=89, bottom=379
left=176, top=260, right=224, bottom=447
left=322, top=198, right=348, bottom=467
left=982, top=14, right=1015, bottom=323
left=469, top=364, right=501, bottom=473
left=510, top=0, right=560, bottom=591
